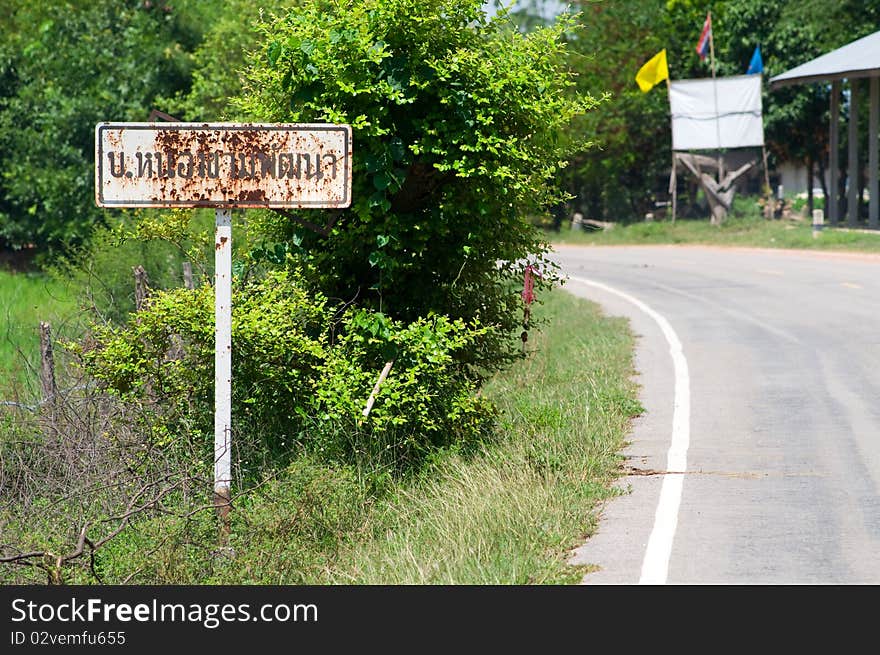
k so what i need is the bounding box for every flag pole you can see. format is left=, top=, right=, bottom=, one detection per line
left=708, top=11, right=723, bottom=182
left=666, top=76, right=677, bottom=222
left=759, top=65, right=773, bottom=218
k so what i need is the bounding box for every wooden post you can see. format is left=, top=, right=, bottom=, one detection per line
left=39, top=321, right=58, bottom=407
left=762, top=146, right=773, bottom=219
left=362, top=360, right=395, bottom=419
left=133, top=265, right=150, bottom=311
left=183, top=261, right=194, bottom=290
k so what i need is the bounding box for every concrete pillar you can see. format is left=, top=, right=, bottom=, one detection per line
left=847, top=78, right=860, bottom=227
left=869, top=76, right=878, bottom=229
left=830, top=81, right=840, bottom=226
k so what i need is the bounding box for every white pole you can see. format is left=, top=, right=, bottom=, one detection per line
left=666, top=77, right=677, bottom=223
left=847, top=79, right=860, bottom=227
left=214, top=208, right=232, bottom=526
left=830, top=80, right=841, bottom=226
left=869, top=76, right=878, bottom=229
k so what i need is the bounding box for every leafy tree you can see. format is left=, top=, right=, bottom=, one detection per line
left=565, top=0, right=674, bottom=221
left=233, top=0, right=600, bottom=374
left=548, top=0, right=880, bottom=222
left=712, top=1, right=821, bottom=211
left=718, top=0, right=880, bottom=214
left=0, top=0, right=211, bottom=255
left=162, top=0, right=303, bottom=121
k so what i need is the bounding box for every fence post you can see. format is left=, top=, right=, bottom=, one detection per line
left=812, top=208, right=824, bottom=239
left=133, top=265, right=150, bottom=311
left=39, top=321, right=58, bottom=407
left=183, top=261, right=194, bottom=290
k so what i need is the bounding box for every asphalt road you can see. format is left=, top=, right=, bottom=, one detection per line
left=551, top=244, right=880, bottom=584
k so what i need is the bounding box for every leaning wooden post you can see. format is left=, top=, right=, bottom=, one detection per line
left=362, top=360, right=395, bottom=420
left=762, top=146, right=773, bottom=219
left=39, top=321, right=58, bottom=408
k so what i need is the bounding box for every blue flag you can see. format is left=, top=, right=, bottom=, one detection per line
left=747, top=45, right=763, bottom=74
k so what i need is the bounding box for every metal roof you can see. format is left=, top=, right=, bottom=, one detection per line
left=769, top=30, right=880, bottom=89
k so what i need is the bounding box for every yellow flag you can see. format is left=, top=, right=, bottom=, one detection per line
left=635, top=49, right=669, bottom=93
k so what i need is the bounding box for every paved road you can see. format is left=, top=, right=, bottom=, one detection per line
left=551, top=244, right=880, bottom=584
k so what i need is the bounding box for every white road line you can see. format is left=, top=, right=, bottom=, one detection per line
left=567, top=275, right=690, bottom=585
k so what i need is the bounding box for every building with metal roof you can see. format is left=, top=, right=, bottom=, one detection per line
left=770, top=30, right=880, bottom=228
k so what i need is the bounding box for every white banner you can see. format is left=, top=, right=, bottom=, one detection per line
left=669, top=74, right=764, bottom=151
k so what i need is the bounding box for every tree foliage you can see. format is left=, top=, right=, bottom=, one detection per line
left=0, top=0, right=210, bottom=254
left=162, top=0, right=303, bottom=121
left=232, top=0, right=599, bottom=373
left=550, top=0, right=880, bottom=221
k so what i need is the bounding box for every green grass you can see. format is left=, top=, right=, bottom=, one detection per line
left=206, top=288, right=641, bottom=585
left=317, top=290, right=639, bottom=584
left=552, top=201, right=880, bottom=254
left=2, top=286, right=641, bottom=585
left=0, top=270, right=82, bottom=398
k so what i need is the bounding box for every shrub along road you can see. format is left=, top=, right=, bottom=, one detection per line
left=553, top=244, right=880, bottom=584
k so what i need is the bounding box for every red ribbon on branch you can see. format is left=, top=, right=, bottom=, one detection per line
left=522, top=264, right=537, bottom=306
left=520, top=264, right=541, bottom=352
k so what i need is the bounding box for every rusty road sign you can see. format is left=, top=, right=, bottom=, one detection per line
left=95, top=122, right=352, bottom=208
left=94, top=121, right=353, bottom=533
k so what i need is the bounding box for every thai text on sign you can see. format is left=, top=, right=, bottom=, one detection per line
left=95, top=123, right=352, bottom=208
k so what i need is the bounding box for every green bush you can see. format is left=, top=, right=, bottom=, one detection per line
left=73, top=268, right=497, bottom=478
left=311, top=308, right=497, bottom=474
left=789, top=193, right=825, bottom=214
left=233, top=0, right=598, bottom=375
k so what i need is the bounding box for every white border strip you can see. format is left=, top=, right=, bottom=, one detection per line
left=567, top=276, right=690, bottom=585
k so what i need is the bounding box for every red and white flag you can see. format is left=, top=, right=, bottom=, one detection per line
left=696, top=12, right=712, bottom=60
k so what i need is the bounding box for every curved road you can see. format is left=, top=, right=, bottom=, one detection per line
left=551, top=244, right=880, bottom=584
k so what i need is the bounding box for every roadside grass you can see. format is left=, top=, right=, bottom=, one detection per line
left=551, top=198, right=880, bottom=254
left=297, top=287, right=641, bottom=584
left=2, top=285, right=641, bottom=585
left=0, top=270, right=82, bottom=398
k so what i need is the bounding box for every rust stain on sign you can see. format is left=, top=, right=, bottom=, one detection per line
left=95, top=123, right=352, bottom=208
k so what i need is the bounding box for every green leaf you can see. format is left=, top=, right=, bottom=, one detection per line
left=389, top=137, right=406, bottom=162
left=267, top=41, right=282, bottom=66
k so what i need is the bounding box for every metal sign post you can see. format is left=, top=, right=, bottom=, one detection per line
left=214, top=208, right=232, bottom=525
left=96, top=122, right=352, bottom=534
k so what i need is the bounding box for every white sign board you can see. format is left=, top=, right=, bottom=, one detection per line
left=669, top=75, right=764, bottom=151
left=95, top=123, right=352, bottom=208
